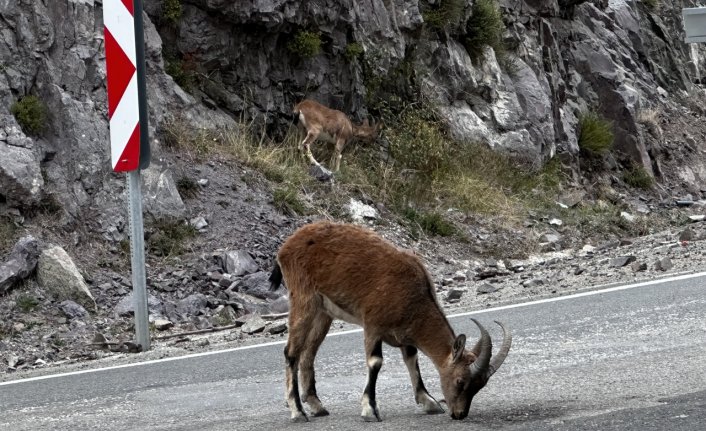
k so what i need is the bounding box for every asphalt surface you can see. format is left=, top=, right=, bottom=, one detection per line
left=1, top=274, right=705, bottom=430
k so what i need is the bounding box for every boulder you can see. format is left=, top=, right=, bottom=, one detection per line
left=222, top=250, right=258, bottom=276
left=36, top=246, right=95, bottom=309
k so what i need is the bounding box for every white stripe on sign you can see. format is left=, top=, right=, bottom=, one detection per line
left=103, top=0, right=137, bottom=66
left=110, top=73, right=140, bottom=165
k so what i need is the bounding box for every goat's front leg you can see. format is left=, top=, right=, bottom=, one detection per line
left=299, top=313, right=333, bottom=417
left=361, top=335, right=383, bottom=422
left=401, top=345, right=445, bottom=414
left=331, top=137, right=346, bottom=172
left=300, top=130, right=321, bottom=166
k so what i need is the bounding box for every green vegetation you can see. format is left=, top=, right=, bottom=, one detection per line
left=147, top=220, right=196, bottom=257
left=578, top=111, right=614, bottom=155
left=344, top=42, right=364, bottom=62
left=463, top=0, right=505, bottom=60
left=0, top=217, right=17, bottom=253
left=422, top=0, right=465, bottom=32
left=176, top=176, right=199, bottom=199
left=11, top=95, right=47, bottom=136
left=273, top=186, right=308, bottom=216
left=287, top=30, right=322, bottom=59
left=386, top=108, right=450, bottom=179
left=164, top=54, right=196, bottom=91
left=16, top=294, right=39, bottom=313
left=162, top=0, right=182, bottom=25
left=623, top=164, right=654, bottom=189
left=404, top=208, right=456, bottom=237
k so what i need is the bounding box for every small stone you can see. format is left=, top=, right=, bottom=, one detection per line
left=190, top=216, right=208, bottom=230
left=197, top=179, right=209, bottom=187
left=196, top=338, right=210, bottom=347
left=630, top=261, right=647, bottom=272
left=13, top=323, right=25, bottom=332
left=476, top=284, right=499, bottom=294
left=59, top=300, right=89, bottom=320
left=609, top=256, right=636, bottom=268
left=452, top=271, right=467, bottom=282
left=655, top=257, right=673, bottom=272
left=446, top=289, right=464, bottom=301
left=153, top=319, right=174, bottom=331
left=679, top=227, right=695, bottom=242
left=267, top=320, right=288, bottom=334
left=242, top=314, right=267, bottom=334
left=620, top=212, right=635, bottom=223
left=7, top=355, right=20, bottom=368
left=574, top=267, right=585, bottom=275
left=688, top=215, right=705, bottom=222
left=441, top=278, right=454, bottom=286
left=521, top=279, right=544, bottom=288
left=549, top=218, right=563, bottom=226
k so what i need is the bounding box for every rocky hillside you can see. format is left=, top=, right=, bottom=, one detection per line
left=2, top=0, right=706, bottom=374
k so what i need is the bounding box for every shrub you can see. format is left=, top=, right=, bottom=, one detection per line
left=273, top=186, right=307, bottom=216
left=162, top=0, right=182, bottom=25
left=16, top=294, right=39, bottom=313
left=11, top=95, right=47, bottom=136
left=423, top=0, right=465, bottom=32
left=287, top=30, right=321, bottom=59
left=386, top=108, right=450, bottom=178
left=404, top=208, right=456, bottom=237
left=578, top=111, right=614, bottom=155
left=147, top=220, right=196, bottom=257
left=164, top=55, right=196, bottom=91
left=463, top=0, right=505, bottom=59
left=344, top=42, right=364, bottom=62
left=623, top=164, right=654, bottom=189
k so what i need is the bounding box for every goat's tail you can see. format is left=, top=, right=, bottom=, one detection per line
left=269, top=259, right=284, bottom=291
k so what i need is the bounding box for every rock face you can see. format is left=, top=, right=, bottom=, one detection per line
left=36, top=246, right=96, bottom=309
left=0, top=236, right=40, bottom=294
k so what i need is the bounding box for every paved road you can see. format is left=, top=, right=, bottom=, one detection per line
left=2, top=273, right=706, bottom=430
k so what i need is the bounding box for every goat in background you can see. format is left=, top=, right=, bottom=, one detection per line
left=293, top=99, right=379, bottom=172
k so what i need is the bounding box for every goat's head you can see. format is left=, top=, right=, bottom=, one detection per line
left=440, top=319, right=511, bottom=420
left=353, top=118, right=381, bottom=143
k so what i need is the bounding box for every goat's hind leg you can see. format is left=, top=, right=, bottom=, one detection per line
left=299, top=312, right=333, bottom=417
left=284, top=304, right=319, bottom=422
left=361, top=334, right=383, bottom=422
left=401, top=345, right=444, bottom=414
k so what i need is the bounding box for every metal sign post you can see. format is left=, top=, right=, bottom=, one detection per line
left=104, top=0, right=152, bottom=351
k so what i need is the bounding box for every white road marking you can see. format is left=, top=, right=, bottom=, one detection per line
left=1, top=271, right=704, bottom=387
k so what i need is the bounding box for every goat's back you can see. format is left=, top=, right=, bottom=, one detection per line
left=293, top=99, right=352, bottom=137
left=277, top=221, right=438, bottom=327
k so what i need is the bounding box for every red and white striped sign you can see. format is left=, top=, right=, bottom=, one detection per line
left=104, top=0, right=141, bottom=172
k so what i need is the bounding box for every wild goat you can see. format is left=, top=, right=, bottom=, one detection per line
left=293, top=99, right=379, bottom=172
left=269, top=221, right=512, bottom=422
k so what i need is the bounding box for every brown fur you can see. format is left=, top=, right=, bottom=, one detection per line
left=272, top=221, right=510, bottom=422
left=293, top=99, right=379, bottom=171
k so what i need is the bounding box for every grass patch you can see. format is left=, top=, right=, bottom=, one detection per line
left=404, top=208, right=456, bottom=237
left=422, top=0, right=465, bottom=32
left=176, top=176, right=199, bottom=198
left=273, top=186, right=308, bottom=216
left=462, top=0, right=505, bottom=60
left=147, top=220, right=197, bottom=257
left=578, top=111, right=614, bottom=155
left=16, top=294, right=39, bottom=313
left=344, top=42, right=364, bottom=62
left=162, top=0, right=182, bottom=25
left=287, top=30, right=321, bottom=59
left=623, top=164, right=654, bottom=189
left=11, top=95, right=47, bottom=136
left=160, top=115, right=221, bottom=160
left=164, top=54, right=197, bottom=91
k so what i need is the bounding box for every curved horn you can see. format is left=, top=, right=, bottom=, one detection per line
left=486, top=320, right=512, bottom=379
left=469, top=318, right=492, bottom=378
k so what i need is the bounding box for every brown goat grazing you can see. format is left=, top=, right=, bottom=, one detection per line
left=293, top=99, right=379, bottom=172
left=269, top=221, right=511, bottom=422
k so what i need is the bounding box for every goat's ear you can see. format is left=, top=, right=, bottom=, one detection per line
left=452, top=334, right=466, bottom=363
